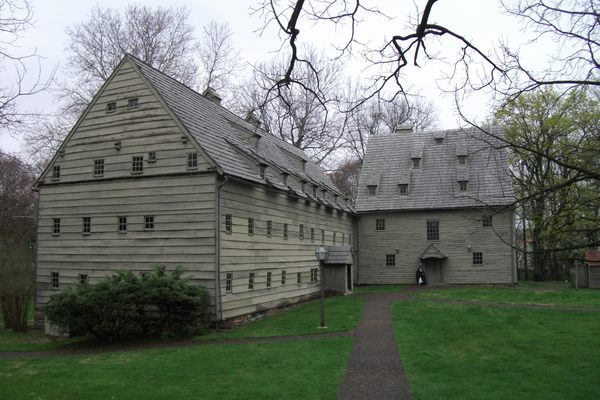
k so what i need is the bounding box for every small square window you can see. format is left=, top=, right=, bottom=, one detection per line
left=267, top=220, right=272, bottom=237
left=427, top=220, right=439, bottom=241
left=106, top=102, right=117, bottom=113
left=148, top=152, right=156, bottom=163
left=79, top=274, right=88, bottom=285
left=132, top=156, right=144, bottom=174
left=321, top=229, right=325, bottom=244
left=51, top=272, right=59, bottom=289
left=399, top=184, right=408, bottom=195
left=368, top=186, right=377, bottom=196
left=52, top=165, right=61, bottom=180
left=458, top=155, right=467, bottom=165
left=376, top=219, right=385, bottom=231
left=225, top=273, right=233, bottom=293
left=310, top=227, right=315, bottom=242
left=144, top=216, right=155, bottom=231
left=82, top=217, right=91, bottom=235
left=127, top=98, right=139, bottom=110
left=281, top=270, right=287, bottom=285
left=94, top=159, right=104, bottom=177
left=248, top=218, right=254, bottom=235
left=118, top=216, right=127, bottom=233
left=459, top=181, right=468, bottom=191
left=225, top=214, right=232, bottom=233
left=187, top=152, right=198, bottom=169
left=299, top=224, right=304, bottom=240
left=413, top=158, right=421, bottom=168
left=267, top=272, right=272, bottom=288
left=283, top=223, right=288, bottom=240
left=473, top=252, right=483, bottom=265
left=52, top=218, right=61, bottom=235
left=483, top=215, right=493, bottom=227
left=386, top=254, right=396, bottom=267
left=297, top=272, right=302, bottom=285
left=248, top=272, right=255, bottom=290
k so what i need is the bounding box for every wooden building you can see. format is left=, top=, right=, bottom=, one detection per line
left=355, top=127, right=516, bottom=285
left=34, top=55, right=355, bottom=327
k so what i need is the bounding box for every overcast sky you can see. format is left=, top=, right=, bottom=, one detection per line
left=0, top=0, right=546, bottom=157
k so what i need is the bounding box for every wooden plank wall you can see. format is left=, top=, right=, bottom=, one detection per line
left=358, top=208, right=515, bottom=284
left=219, top=180, right=356, bottom=319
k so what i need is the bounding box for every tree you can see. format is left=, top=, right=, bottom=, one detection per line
left=0, top=0, right=52, bottom=131
left=495, top=88, right=600, bottom=280
left=0, top=152, right=36, bottom=331
left=330, top=156, right=361, bottom=204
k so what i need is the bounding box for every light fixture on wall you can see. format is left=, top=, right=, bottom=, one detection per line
left=467, top=244, right=472, bottom=252
left=395, top=248, right=400, bottom=254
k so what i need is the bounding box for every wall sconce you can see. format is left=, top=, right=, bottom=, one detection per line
left=181, top=135, right=188, bottom=144
left=114, top=141, right=122, bottom=151
left=467, top=244, right=472, bottom=252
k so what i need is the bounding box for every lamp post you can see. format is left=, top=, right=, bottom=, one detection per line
left=315, top=246, right=328, bottom=328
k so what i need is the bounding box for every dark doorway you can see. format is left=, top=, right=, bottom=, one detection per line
left=346, top=265, right=352, bottom=291
left=424, top=259, right=443, bottom=285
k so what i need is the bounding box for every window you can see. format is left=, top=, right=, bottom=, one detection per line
left=94, top=159, right=104, bottom=176
left=368, top=186, right=377, bottom=196
left=297, top=272, right=302, bottom=285
left=349, top=234, right=353, bottom=245
left=127, top=98, right=139, bottom=110
left=144, top=216, right=154, bottom=231
left=106, top=102, right=116, bottom=113
left=132, top=156, right=144, bottom=174
left=435, top=138, right=444, bottom=144
left=248, top=218, right=254, bottom=235
left=310, top=227, right=315, bottom=242
left=311, top=268, right=318, bottom=283
left=483, top=215, right=493, bottom=227
left=225, top=273, right=233, bottom=293
left=333, top=231, right=336, bottom=244
left=259, top=165, right=266, bottom=179
left=52, top=165, right=60, bottom=180
left=281, top=270, right=287, bottom=285
left=248, top=272, right=255, bottom=290
left=266, top=220, right=272, bottom=237
left=51, top=272, right=59, bottom=289
left=312, top=185, right=318, bottom=197
left=321, top=229, right=325, bottom=244
left=459, top=181, right=468, bottom=191
left=118, top=216, right=127, bottom=233
left=399, top=184, right=408, bottom=195
left=427, top=220, right=439, bottom=241
left=52, top=218, right=61, bottom=235
left=376, top=219, right=385, bottom=231
left=82, top=217, right=91, bottom=235
left=187, top=152, right=198, bottom=169
left=299, top=224, right=304, bottom=240
left=267, top=272, right=272, bottom=288
left=148, top=151, right=156, bottom=163
left=79, top=274, right=88, bottom=285
left=225, top=214, right=232, bottom=233
left=386, top=254, right=396, bottom=267
left=473, top=252, right=483, bottom=265
left=413, top=158, right=421, bottom=168
left=281, top=173, right=288, bottom=186
left=458, top=155, right=467, bottom=165
left=283, top=223, right=288, bottom=239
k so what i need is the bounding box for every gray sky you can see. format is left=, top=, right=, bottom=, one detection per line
left=0, top=0, right=546, bottom=156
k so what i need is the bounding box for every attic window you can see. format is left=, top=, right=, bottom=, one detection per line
left=435, top=138, right=444, bottom=144
left=148, top=152, right=156, bottom=163
left=131, top=156, right=144, bottom=174
left=259, top=164, right=267, bottom=179
left=281, top=173, right=289, bottom=186
left=187, top=152, right=198, bottom=170
left=412, top=158, right=421, bottom=168
left=106, top=102, right=116, bottom=113
left=458, top=155, right=467, bottom=165
left=459, top=181, right=468, bottom=191
left=312, top=185, right=318, bottom=197
left=399, top=184, right=408, bottom=195
left=52, top=165, right=61, bottom=181
left=93, top=159, right=104, bottom=177
left=368, top=185, right=377, bottom=196
left=127, top=98, right=139, bottom=110
left=483, top=215, right=493, bottom=227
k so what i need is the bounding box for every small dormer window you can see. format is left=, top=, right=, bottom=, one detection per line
left=321, top=189, right=327, bottom=198
left=312, top=185, right=318, bottom=197
left=148, top=152, right=156, bottom=163
left=187, top=152, right=198, bottom=169
left=301, top=159, right=307, bottom=171
left=281, top=173, right=289, bottom=186
left=459, top=181, right=468, bottom=191
left=127, top=98, right=139, bottom=110
left=259, top=164, right=267, bottom=179
left=106, top=102, right=117, bottom=113
left=458, top=155, right=467, bottom=165
left=52, top=165, right=61, bottom=181
left=399, top=184, right=408, bottom=195
left=412, top=158, right=421, bottom=168
left=301, top=181, right=307, bottom=192
left=368, top=185, right=377, bottom=196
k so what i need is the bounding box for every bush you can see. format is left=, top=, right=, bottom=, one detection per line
left=44, top=267, right=209, bottom=342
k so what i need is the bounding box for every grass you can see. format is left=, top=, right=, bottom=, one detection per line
left=414, top=284, right=600, bottom=307
left=201, top=295, right=364, bottom=339
left=0, top=326, right=83, bottom=352
left=392, top=300, right=600, bottom=400
left=0, top=337, right=353, bottom=400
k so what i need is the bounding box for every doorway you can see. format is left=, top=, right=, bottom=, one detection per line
left=424, top=259, right=443, bottom=285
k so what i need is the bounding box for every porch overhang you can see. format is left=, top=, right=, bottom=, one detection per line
left=322, top=245, right=353, bottom=265
left=419, top=244, right=447, bottom=260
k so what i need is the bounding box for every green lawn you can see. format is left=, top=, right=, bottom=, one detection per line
left=393, top=300, right=600, bottom=400
left=0, top=337, right=353, bottom=400
left=0, top=326, right=83, bottom=352
left=415, top=285, right=600, bottom=307
left=202, top=295, right=364, bottom=339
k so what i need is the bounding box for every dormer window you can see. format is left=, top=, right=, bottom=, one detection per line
left=106, top=102, right=117, bottom=113
left=321, top=189, right=327, bottom=198
left=399, top=184, right=408, bottom=195
left=301, top=180, right=307, bottom=192
left=127, top=98, right=139, bottom=110
left=301, top=159, right=307, bottom=171
left=312, top=185, right=318, bottom=197
left=368, top=185, right=377, bottom=196
left=259, top=164, right=267, bottom=179
left=458, top=155, right=467, bottom=165
left=459, top=181, right=468, bottom=191
left=412, top=158, right=421, bottom=168
left=52, top=165, right=61, bottom=181
left=281, top=172, right=289, bottom=186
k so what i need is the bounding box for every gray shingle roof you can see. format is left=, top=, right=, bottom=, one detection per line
left=355, top=126, right=514, bottom=212
left=323, top=245, right=353, bottom=265
left=127, top=56, right=349, bottom=210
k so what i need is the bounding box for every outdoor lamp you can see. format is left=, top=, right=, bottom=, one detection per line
left=315, top=246, right=328, bottom=262
left=315, top=246, right=328, bottom=328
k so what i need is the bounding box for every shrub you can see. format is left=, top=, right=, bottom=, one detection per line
left=45, top=267, right=209, bottom=342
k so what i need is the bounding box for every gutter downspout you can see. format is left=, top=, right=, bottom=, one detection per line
left=215, top=175, right=229, bottom=323
left=32, top=189, right=40, bottom=328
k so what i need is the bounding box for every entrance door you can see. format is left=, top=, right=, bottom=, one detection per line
left=424, top=259, right=443, bottom=285
left=346, top=265, right=352, bottom=292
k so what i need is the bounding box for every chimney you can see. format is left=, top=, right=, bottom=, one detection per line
left=394, top=125, right=413, bottom=134
left=202, top=87, right=222, bottom=105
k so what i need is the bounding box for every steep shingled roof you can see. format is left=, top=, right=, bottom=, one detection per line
left=127, top=56, right=351, bottom=212
left=355, top=126, right=514, bottom=212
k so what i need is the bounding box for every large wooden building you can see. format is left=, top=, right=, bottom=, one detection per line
left=34, top=56, right=516, bottom=328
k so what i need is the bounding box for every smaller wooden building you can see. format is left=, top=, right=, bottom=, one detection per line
left=585, top=250, right=600, bottom=289
left=322, top=246, right=353, bottom=294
